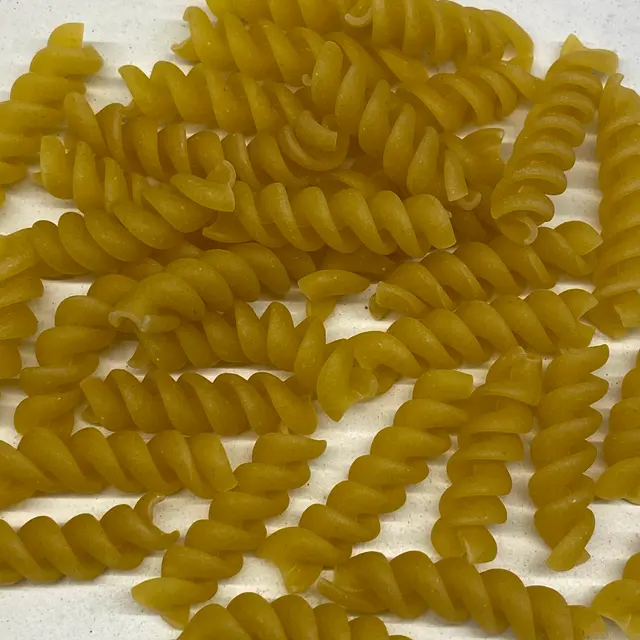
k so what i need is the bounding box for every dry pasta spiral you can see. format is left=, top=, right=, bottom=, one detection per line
left=491, top=36, right=618, bottom=244
left=132, top=432, right=327, bottom=628
left=529, top=345, right=609, bottom=571
left=0, top=494, right=178, bottom=584
left=81, top=369, right=317, bottom=436
left=299, top=269, right=371, bottom=320
left=202, top=182, right=457, bottom=257
left=258, top=370, right=473, bottom=593
left=15, top=274, right=136, bottom=438
left=430, top=348, right=542, bottom=564
left=318, top=550, right=607, bottom=640
left=0, top=427, right=235, bottom=509
left=596, top=350, right=640, bottom=504
left=0, top=23, right=103, bottom=205
left=108, top=244, right=317, bottom=332
left=592, top=552, right=640, bottom=638
left=370, top=221, right=601, bottom=319
left=179, top=593, right=412, bottom=640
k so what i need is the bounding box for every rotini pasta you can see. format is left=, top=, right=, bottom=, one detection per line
left=299, top=269, right=371, bottom=320
left=258, top=370, right=473, bottom=593
left=0, top=23, right=102, bottom=204
left=132, top=432, right=327, bottom=628
left=596, top=350, right=640, bottom=504
left=81, top=369, right=317, bottom=436
left=0, top=427, right=235, bottom=508
left=530, top=345, right=609, bottom=571
left=430, top=347, right=542, bottom=564
left=318, top=550, right=606, bottom=639
left=179, top=593, right=412, bottom=640
left=491, top=36, right=618, bottom=244
left=369, top=221, right=602, bottom=318
left=203, top=182, right=457, bottom=257
left=0, top=494, right=178, bottom=584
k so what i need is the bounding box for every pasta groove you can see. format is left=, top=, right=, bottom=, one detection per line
left=0, top=23, right=103, bottom=205
left=596, top=350, right=640, bottom=504
left=431, top=348, right=542, bottom=564
left=491, top=36, right=618, bottom=244
left=81, top=369, right=317, bottom=436
left=0, top=494, right=178, bottom=584
left=258, top=370, right=473, bottom=593
left=203, top=182, right=457, bottom=257
left=179, top=593, right=412, bottom=640
left=318, top=550, right=607, bottom=640
left=370, top=221, right=602, bottom=318
left=0, top=427, right=236, bottom=508
left=530, top=345, right=609, bottom=571
left=132, top=432, right=327, bottom=628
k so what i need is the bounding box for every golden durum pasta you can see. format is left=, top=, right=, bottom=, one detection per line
left=81, top=369, right=317, bottom=436
left=258, top=370, right=473, bottom=593
left=430, top=347, right=542, bottom=563
left=530, top=345, right=609, bottom=571
left=369, top=221, right=602, bottom=319
left=132, top=432, right=327, bottom=628
left=15, top=274, right=137, bottom=438
left=318, top=550, right=607, bottom=640
left=0, top=494, right=178, bottom=583
left=491, top=36, right=618, bottom=244
left=179, top=593, right=413, bottom=640
left=108, top=244, right=316, bottom=332
left=0, top=23, right=102, bottom=206
left=592, top=551, right=640, bottom=638
left=0, top=427, right=235, bottom=508
left=299, top=269, right=371, bottom=320
left=596, top=350, right=640, bottom=504
left=203, top=182, right=457, bottom=256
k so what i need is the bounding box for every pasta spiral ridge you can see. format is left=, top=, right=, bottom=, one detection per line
left=596, top=350, right=640, bottom=504
left=0, top=23, right=103, bottom=205
left=15, top=274, right=137, bottom=438
left=258, top=370, right=473, bottom=593
left=131, top=432, right=327, bottom=628
left=0, top=427, right=236, bottom=509
left=0, top=494, right=178, bottom=584
left=318, top=550, right=607, bottom=640
left=430, top=348, right=542, bottom=564
left=369, top=221, right=602, bottom=319
left=0, top=231, right=43, bottom=383
left=202, top=181, right=457, bottom=257
left=491, top=36, right=618, bottom=244
left=81, top=369, right=317, bottom=437
left=530, top=345, right=609, bottom=571
left=592, top=552, right=640, bottom=638
left=179, top=592, right=412, bottom=640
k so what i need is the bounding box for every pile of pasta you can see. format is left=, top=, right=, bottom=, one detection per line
left=1, top=1, right=640, bottom=639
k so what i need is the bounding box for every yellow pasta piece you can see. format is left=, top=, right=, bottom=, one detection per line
left=0, top=427, right=235, bottom=509
left=491, top=36, right=617, bottom=244
left=108, top=244, right=316, bottom=332
left=258, top=370, right=472, bottom=593
left=318, top=550, right=607, bottom=640
left=203, top=182, right=456, bottom=256
left=596, top=350, right=640, bottom=504
left=81, top=369, right=317, bottom=436
left=0, top=494, right=177, bottom=584
left=179, top=593, right=413, bottom=640
left=0, top=23, right=102, bottom=203
left=132, top=432, right=326, bottom=628
left=431, top=348, right=542, bottom=564
left=299, top=269, right=371, bottom=320
left=369, top=221, right=602, bottom=318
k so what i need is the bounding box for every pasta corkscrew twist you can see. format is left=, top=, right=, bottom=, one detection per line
left=132, top=433, right=327, bottom=628
left=0, top=494, right=178, bottom=584
left=430, top=347, right=542, bottom=564
left=318, top=550, right=607, bottom=640
left=258, top=370, right=473, bottom=593
left=530, top=345, right=609, bottom=571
